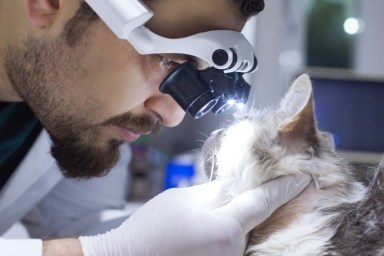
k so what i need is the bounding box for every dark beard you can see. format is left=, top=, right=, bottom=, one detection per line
left=49, top=111, right=161, bottom=179
left=4, top=33, right=161, bottom=179
left=49, top=131, right=122, bottom=178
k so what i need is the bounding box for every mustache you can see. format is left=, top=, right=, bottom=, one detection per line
left=100, top=112, right=162, bottom=135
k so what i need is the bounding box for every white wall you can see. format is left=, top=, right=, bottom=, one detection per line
left=245, top=0, right=306, bottom=108
left=354, top=0, right=384, bottom=76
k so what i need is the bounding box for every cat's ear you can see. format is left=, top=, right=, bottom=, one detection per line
left=278, top=74, right=319, bottom=153
left=279, top=74, right=313, bottom=117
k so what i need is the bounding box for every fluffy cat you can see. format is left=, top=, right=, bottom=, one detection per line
left=202, top=74, right=384, bottom=255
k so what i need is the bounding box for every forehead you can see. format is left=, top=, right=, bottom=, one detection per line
left=145, top=0, right=245, bottom=38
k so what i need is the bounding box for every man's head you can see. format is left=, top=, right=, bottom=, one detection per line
left=0, top=0, right=264, bottom=178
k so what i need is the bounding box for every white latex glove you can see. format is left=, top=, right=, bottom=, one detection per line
left=79, top=174, right=310, bottom=256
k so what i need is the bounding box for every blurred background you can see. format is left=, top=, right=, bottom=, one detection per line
left=127, top=0, right=384, bottom=201
left=4, top=0, right=384, bottom=238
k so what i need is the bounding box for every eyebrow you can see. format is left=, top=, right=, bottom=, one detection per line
left=163, top=53, right=192, bottom=62
left=163, top=53, right=210, bottom=69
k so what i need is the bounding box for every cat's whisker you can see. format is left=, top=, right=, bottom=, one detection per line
left=195, top=130, right=210, bottom=139
left=209, top=162, right=215, bottom=182
left=206, top=150, right=218, bottom=182
left=184, top=148, right=200, bottom=155
left=195, top=139, right=208, bottom=145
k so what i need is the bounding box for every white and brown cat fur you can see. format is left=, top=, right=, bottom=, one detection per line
left=202, top=74, right=384, bottom=255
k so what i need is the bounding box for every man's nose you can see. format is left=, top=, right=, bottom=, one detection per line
left=145, top=91, right=186, bottom=127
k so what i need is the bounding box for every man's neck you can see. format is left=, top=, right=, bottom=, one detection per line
left=0, top=59, right=23, bottom=103
left=0, top=90, right=22, bottom=102
left=0, top=79, right=22, bottom=102
left=0, top=1, right=18, bottom=102
left=0, top=67, right=21, bottom=101
left=0, top=34, right=21, bottom=102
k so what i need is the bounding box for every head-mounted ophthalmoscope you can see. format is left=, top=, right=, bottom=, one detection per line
left=85, top=0, right=258, bottom=118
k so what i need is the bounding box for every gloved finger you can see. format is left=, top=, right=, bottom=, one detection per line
left=153, top=181, right=223, bottom=211
left=181, top=180, right=223, bottom=208
left=214, top=174, right=311, bottom=233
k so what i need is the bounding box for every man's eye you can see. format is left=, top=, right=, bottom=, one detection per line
left=159, top=56, right=179, bottom=71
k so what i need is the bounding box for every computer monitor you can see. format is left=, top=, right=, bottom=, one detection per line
left=301, top=69, right=384, bottom=164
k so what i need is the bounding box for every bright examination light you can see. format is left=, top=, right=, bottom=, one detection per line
left=343, top=17, right=364, bottom=35
left=227, top=99, right=236, bottom=106
left=236, top=102, right=245, bottom=110
left=226, top=99, right=245, bottom=110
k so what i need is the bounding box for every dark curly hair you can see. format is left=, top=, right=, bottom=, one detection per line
left=63, top=0, right=265, bottom=46
left=231, top=0, right=265, bottom=19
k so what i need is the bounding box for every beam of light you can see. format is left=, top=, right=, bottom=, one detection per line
left=236, top=103, right=245, bottom=110
left=227, top=99, right=236, bottom=106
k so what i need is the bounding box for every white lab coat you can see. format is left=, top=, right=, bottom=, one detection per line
left=0, top=130, right=134, bottom=255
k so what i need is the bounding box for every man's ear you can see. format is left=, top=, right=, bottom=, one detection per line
left=24, top=0, right=60, bottom=28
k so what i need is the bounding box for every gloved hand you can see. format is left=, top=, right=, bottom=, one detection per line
left=79, top=174, right=310, bottom=256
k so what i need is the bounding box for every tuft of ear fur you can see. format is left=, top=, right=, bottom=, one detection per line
left=278, top=74, right=319, bottom=154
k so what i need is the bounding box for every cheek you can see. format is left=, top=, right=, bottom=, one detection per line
left=73, top=39, right=167, bottom=119
left=72, top=63, right=147, bottom=121
left=66, top=22, right=176, bottom=123
left=140, top=54, right=169, bottom=84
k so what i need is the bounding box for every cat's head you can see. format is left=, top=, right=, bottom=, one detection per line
left=202, top=73, right=359, bottom=203
left=201, top=72, right=372, bottom=255
left=202, top=73, right=366, bottom=254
